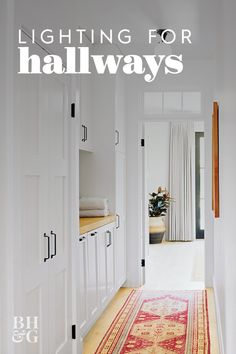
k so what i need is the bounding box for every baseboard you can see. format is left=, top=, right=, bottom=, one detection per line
left=213, top=278, right=225, bottom=354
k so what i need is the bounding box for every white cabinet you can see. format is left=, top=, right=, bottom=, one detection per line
left=87, top=230, right=99, bottom=319
left=47, top=75, right=72, bottom=354
left=77, top=234, right=88, bottom=336
left=114, top=73, right=126, bottom=287
left=77, top=66, right=127, bottom=345
left=97, top=225, right=115, bottom=304
left=115, top=152, right=127, bottom=288
left=77, top=223, right=116, bottom=340
left=79, top=75, right=93, bottom=152
left=14, top=37, right=73, bottom=354
left=98, top=229, right=108, bottom=306
left=105, top=227, right=115, bottom=296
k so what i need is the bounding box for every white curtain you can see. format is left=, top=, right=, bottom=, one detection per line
left=168, top=122, right=194, bottom=241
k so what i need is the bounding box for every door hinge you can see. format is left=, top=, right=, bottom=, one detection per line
left=141, top=259, right=145, bottom=267
left=141, top=139, right=145, bottom=147
left=71, top=103, right=75, bottom=118
left=72, top=324, right=76, bottom=340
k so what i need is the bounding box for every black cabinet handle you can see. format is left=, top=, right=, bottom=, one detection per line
left=44, top=233, right=50, bottom=262
left=90, top=232, right=97, bottom=237
left=82, top=125, right=86, bottom=142
left=79, top=236, right=86, bottom=242
left=82, top=125, right=88, bottom=142
left=116, top=214, right=120, bottom=229
left=71, top=103, right=75, bottom=118
left=106, top=231, right=112, bottom=247
left=50, top=231, right=57, bottom=259
left=115, top=130, right=120, bottom=146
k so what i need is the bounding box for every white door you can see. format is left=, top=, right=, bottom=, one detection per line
left=77, top=234, right=88, bottom=336
left=115, top=152, right=126, bottom=288
left=105, top=227, right=115, bottom=296
left=142, top=124, right=150, bottom=285
left=98, top=228, right=108, bottom=306
left=47, top=74, right=72, bottom=354
left=15, top=36, right=72, bottom=354
left=79, top=75, right=93, bottom=152
left=87, top=230, right=99, bottom=319
left=15, top=42, right=53, bottom=352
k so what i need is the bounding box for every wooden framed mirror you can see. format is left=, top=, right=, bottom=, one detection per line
left=212, top=101, right=219, bottom=218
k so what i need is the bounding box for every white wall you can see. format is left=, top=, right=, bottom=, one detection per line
left=0, top=0, right=15, bottom=353
left=145, top=122, right=170, bottom=195
left=213, top=0, right=236, bottom=352
left=124, top=60, right=214, bottom=287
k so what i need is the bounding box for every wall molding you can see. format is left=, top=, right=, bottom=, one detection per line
left=213, top=277, right=225, bottom=354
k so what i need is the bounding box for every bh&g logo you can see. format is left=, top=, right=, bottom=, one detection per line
left=12, top=316, right=39, bottom=344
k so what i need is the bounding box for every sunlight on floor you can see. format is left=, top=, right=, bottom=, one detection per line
left=143, top=240, right=205, bottom=290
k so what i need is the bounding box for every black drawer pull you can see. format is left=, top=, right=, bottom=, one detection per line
left=50, top=231, right=57, bottom=259
left=116, top=214, right=120, bottom=229
left=115, top=130, right=120, bottom=146
left=106, top=231, right=112, bottom=247
left=90, top=232, right=97, bottom=237
left=82, top=125, right=86, bottom=142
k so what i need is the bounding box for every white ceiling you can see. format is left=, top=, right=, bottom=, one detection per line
left=74, top=0, right=218, bottom=59
left=17, top=0, right=218, bottom=60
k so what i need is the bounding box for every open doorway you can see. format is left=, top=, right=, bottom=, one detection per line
left=142, top=121, right=205, bottom=290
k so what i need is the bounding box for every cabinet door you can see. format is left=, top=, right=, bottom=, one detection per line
left=98, top=229, right=108, bottom=306
left=105, top=227, right=115, bottom=296
left=15, top=38, right=73, bottom=354
left=79, top=75, right=93, bottom=152
left=115, top=74, right=125, bottom=154
left=87, top=230, right=99, bottom=319
left=47, top=74, right=72, bottom=354
left=115, top=152, right=127, bottom=288
left=77, top=234, right=88, bottom=335
left=15, top=45, right=50, bottom=354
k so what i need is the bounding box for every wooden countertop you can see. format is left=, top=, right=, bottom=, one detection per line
left=79, top=215, right=116, bottom=235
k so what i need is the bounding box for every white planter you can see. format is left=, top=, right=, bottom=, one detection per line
left=149, top=216, right=166, bottom=244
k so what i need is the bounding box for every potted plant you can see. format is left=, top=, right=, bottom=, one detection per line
left=149, top=187, right=173, bottom=244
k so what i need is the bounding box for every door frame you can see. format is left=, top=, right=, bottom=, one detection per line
left=138, top=118, right=211, bottom=287
left=195, top=132, right=205, bottom=239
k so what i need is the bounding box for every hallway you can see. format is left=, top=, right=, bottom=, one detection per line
left=2, top=0, right=236, bottom=352
left=83, top=241, right=220, bottom=353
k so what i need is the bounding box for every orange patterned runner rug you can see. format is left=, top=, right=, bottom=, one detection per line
left=95, top=290, right=210, bottom=354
